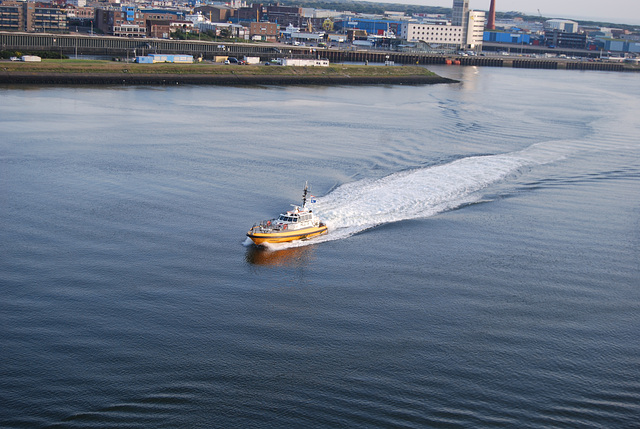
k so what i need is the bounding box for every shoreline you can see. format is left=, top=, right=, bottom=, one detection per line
left=0, top=61, right=458, bottom=86
left=0, top=72, right=458, bottom=86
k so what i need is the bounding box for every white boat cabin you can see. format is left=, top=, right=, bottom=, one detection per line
left=276, top=209, right=316, bottom=229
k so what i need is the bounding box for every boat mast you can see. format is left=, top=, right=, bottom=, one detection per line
left=302, top=181, right=308, bottom=209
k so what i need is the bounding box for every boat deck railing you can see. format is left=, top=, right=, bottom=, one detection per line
left=251, top=217, right=320, bottom=233
left=251, top=218, right=282, bottom=232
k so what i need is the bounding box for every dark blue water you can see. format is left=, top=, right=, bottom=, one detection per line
left=1, top=67, right=639, bottom=428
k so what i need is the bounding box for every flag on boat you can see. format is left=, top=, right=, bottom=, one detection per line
left=310, top=195, right=317, bottom=203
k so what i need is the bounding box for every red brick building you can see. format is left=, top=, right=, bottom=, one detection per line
left=147, top=20, right=170, bottom=39
left=194, top=5, right=234, bottom=23
left=250, top=21, right=278, bottom=42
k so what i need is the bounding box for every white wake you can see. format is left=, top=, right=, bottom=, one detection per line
left=251, top=142, right=569, bottom=250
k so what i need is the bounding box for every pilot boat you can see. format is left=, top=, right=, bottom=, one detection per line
left=247, top=183, right=328, bottom=245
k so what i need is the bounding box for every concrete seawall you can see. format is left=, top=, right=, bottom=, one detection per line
left=325, top=51, right=628, bottom=72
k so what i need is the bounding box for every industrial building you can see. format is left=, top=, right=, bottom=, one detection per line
left=544, top=28, right=587, bottom=49
left=263, top=5, right=303, bottom=29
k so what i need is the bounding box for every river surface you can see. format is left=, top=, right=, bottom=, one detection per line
left=1, top=66, right=639, bottom=428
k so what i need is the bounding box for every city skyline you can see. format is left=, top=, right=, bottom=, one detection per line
left=364, top=0, right=640, bottom=26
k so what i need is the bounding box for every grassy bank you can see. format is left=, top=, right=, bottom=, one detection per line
left=0, top=59, right=456, bottom=85
left=0, top=59, right=439, bottom=77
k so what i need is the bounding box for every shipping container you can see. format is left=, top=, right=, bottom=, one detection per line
left=140, top=54, right=194, bottom=63
left=149, top=54, right=172, bottom=63
left=172, top=55, right=194, bottom=63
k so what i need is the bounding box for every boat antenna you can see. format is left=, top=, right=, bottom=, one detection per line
left=302, top=181, right=308, bottom=208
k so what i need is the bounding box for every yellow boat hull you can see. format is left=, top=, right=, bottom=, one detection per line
left=247, top=224, right=328, bottom=245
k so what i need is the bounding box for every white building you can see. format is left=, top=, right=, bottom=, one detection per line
left=301, top=8, right=342, bottom=19
left=404, top=22, right=464, bottom=46
left=279, top=58, right=329, bottom=67
left=466, top=11, right=485, bottom=48
left=402, top=0, right=485, bottom=50
left=185, top=12, right=207, bottom=24
left=545, top=19, right=579, bottom=33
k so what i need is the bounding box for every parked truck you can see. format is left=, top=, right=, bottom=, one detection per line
left=21, top=55, right=41, bottom=62
left=243, top=56, right=260, bottom=65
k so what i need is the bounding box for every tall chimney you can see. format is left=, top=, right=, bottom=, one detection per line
left=487, top=0, right=496, bottom=30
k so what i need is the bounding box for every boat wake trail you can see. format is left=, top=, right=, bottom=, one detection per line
left=268, top=142, right=567, bottom=250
